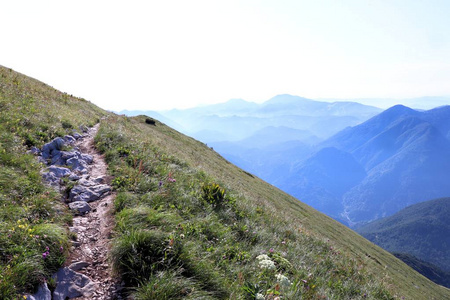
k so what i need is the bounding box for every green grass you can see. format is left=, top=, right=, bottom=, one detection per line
left=0, top=66, right=108, bottom=299
left=95, top=114, right=450, bottom=299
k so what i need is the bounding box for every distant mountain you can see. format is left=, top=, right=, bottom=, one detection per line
left=235, top=126, right=319, bottom=149
left=146, top=94, right=382, bottom=143
left=280, top=147, right=366, bottom=219
left=319, top=96, right=450, bottom=110
left=356, top=197, right=450, bottom=273
left=392, top=253, right=450, bottom=288
left=282, top=105, right=450, bottom=225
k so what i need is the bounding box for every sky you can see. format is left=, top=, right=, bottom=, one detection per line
left=2, top=0, right=450, bottom=111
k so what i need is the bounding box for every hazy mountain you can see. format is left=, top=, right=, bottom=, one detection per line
left=356, top=197, right=450, bottom=273
left=280, top=147, right=366, bottom=219
left=145, top=94, right=382, bottom=143
left=319, top=96, right=450, bottom=110
left=282, top=105, right=450, bottom=225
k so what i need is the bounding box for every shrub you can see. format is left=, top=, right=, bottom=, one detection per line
left=202, top=183, right=226, bottom=208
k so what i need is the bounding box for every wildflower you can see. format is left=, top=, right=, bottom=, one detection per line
left=60, top=246, right=64, bottom=252
left=269, top=248, right=274, bottom=253
left=180, top=234, right=185, bottom=239
left=275, top=273, right=292, bottom=288
left=256, top=254, right=270, bottom=261
left=168, top=177, right=176, bottom=183
left=255, top=293, right=265, bottom=300
left=42, top=251, right=49, bottom=259
left=159, top=181, right=163, bottom=187
left=259, top=259, right=275, bottom=270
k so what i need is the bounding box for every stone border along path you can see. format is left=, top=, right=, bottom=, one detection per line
left=27, top=124, right=122, bottom=300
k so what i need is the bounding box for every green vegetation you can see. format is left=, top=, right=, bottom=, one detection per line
left=0, top=66, right=108, bottom=298
left=1, top=65, right=450, bottom=299
left=95, top=114, right=450, bottom=299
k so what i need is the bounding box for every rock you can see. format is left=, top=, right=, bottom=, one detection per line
left=72, top=132, right=82, bottom=139
left=69, top=173, right=81, bottom=181
left=52, top=267, right=97, bottom=300
left=66, top=156, right=89, bottom=174
left=69, top=261, right=90, bottom=271
left=93, top=176, right=105, bottom=183
left=41, top=137, right=66, bottom=161
left=64, top=135, right=76, bottom=144
left=68, top=201, right=92, bottom=215
left=25, top=282, right=51, bottom=300
left=70, top=182, right=111, bottom=203
left=28, top=146, right=41, bottom=155
left=41, top=166, right=72, bottom=186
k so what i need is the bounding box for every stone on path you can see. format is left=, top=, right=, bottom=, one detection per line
left=69, top=261, right=90, bottom=271
left=25, top=282, right=51, bottom=300
left=68, top=201, right=92, bottom=215
left=52, top=267, right=97, bottom=300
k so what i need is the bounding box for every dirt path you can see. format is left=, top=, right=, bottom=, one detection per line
left=67, top=124, right=119, bottom=299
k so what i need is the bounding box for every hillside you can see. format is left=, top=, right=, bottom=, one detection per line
left=357, top=197, right=450, bottom=273
left=1, top=66, right=450, bottom=299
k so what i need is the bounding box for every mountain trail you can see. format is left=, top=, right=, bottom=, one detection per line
left=65, top=124, right=120, bottom=299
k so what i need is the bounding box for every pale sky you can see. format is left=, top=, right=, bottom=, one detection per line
left=2, top=0, right=450, bottom=111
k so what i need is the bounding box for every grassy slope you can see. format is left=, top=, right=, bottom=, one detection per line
left=95, top=114, right=450, bottom=299
left=0, top=66, right=109, bottom=298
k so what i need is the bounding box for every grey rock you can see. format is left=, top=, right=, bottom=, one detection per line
left=28, top=146, right=41, bottom=155
left=66, top=157, right=89, bottom=174
left=72, top=132, right=82, bottom=139
left=64, top=135, right=76, bottom=144
left=70, top=180, right=111, bottom=203
left=69, top=261, right=90, bottom=271
left=68, top=173, right=81, bottom=181
left=41, top=137, right=65, bottom=159
left=53, top=267, right=96, bottom=300
left=68, top=201, right=91, bottom=215
left=41, top=166, right=72, bottom=186
left=81, top=153, right=94, bottom=164
left=25, top=282, right=51, bottom=300
left=93, top=176, right=105, bottom=183
left=47, top=166, right=72, bottom=177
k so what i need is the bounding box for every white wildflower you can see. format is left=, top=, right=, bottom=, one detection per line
left=275, top=273, right=292, bottom=288
left=259, top=259, right=276, bottom=270
left=256, top=254, right=270, bottom=261
left=255, top=292, right=265, bottom=300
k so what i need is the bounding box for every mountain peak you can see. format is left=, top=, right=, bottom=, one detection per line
left=264, top=94, right=313, bottom=105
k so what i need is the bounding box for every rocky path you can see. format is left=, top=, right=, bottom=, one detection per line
left=29, top=124, right=120, bottom=299
left=66, top=124, right=118, bottom=299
